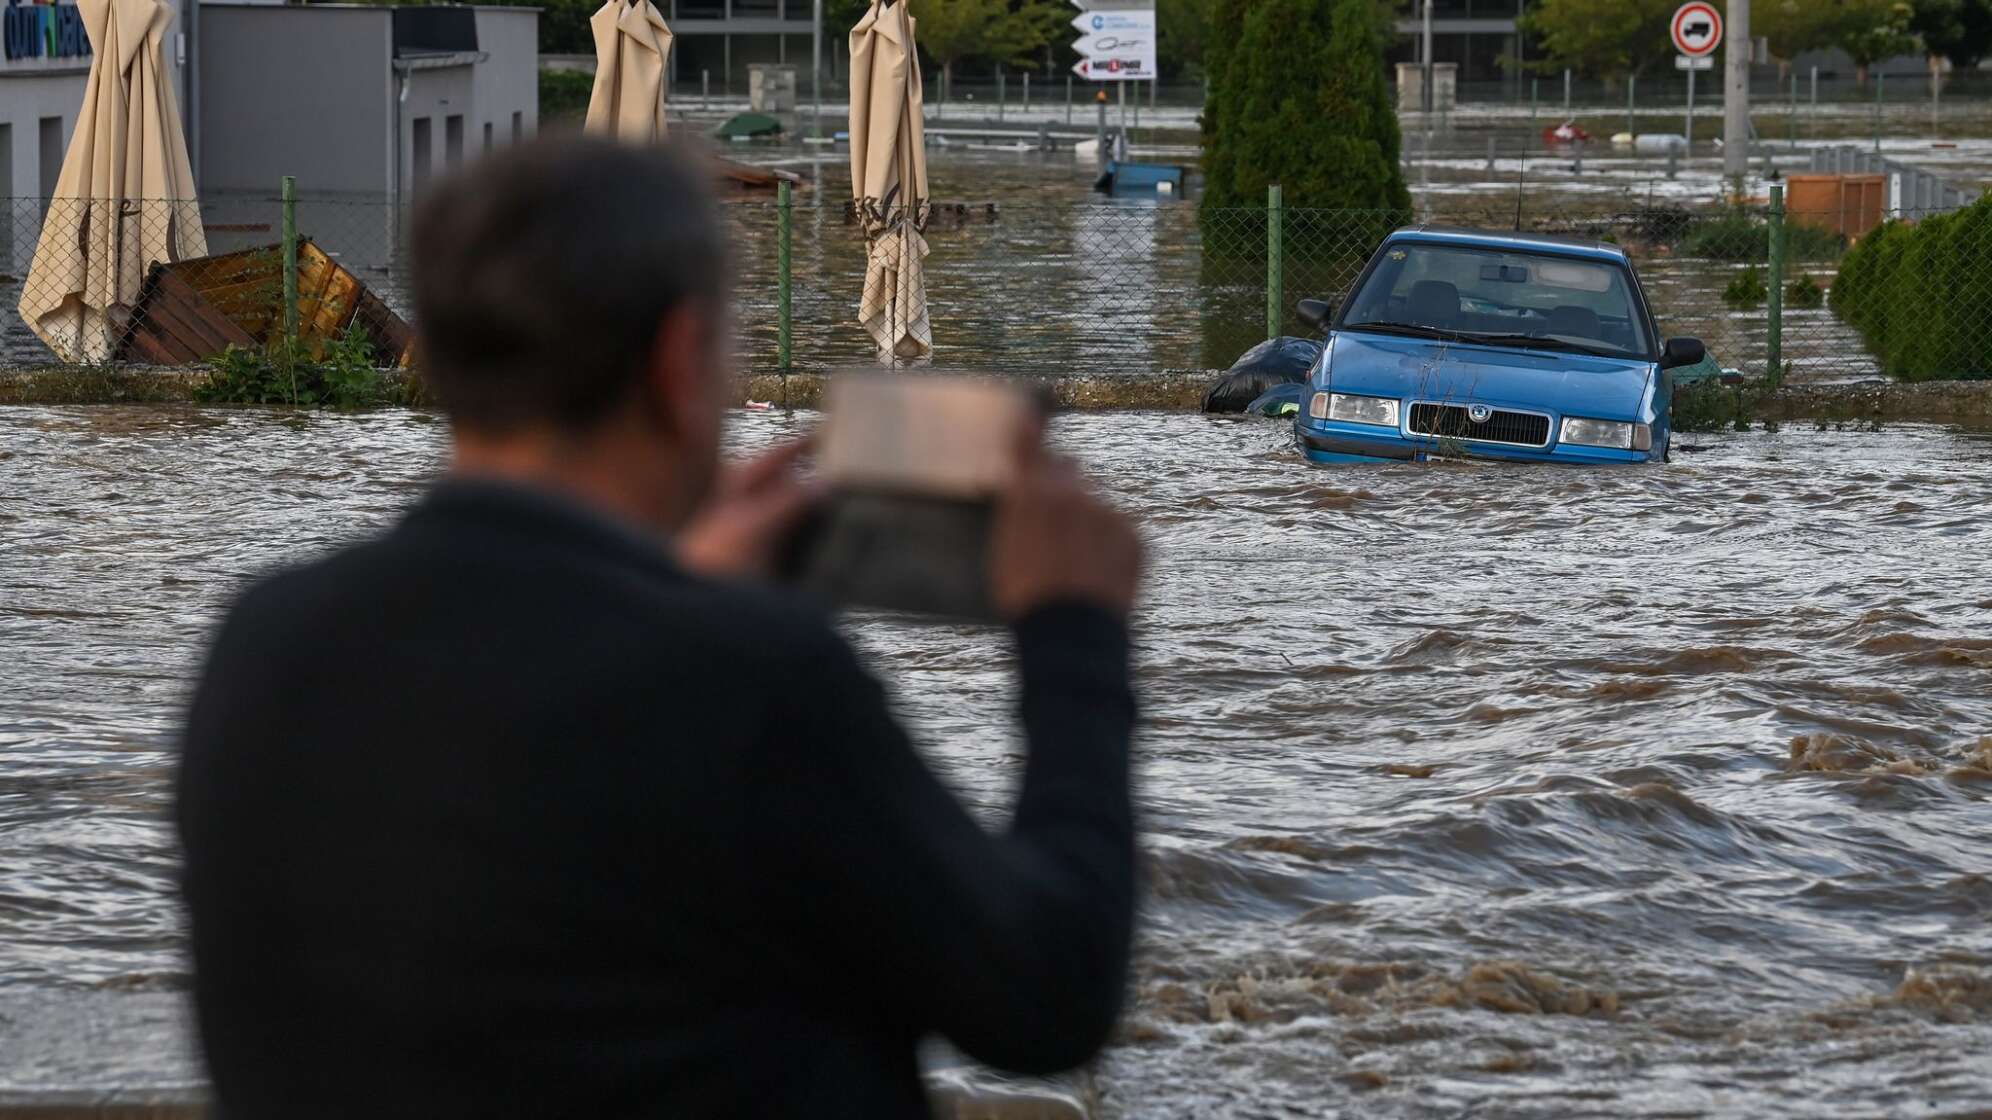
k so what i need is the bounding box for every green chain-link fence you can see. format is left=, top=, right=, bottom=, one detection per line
left=5, top=182, right=1988, bottom=386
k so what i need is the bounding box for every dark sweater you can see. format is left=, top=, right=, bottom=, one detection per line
left=176, top=480, right=1136, bottom=1119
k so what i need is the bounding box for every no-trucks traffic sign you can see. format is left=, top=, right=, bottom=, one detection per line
left=1671, top=1, right=1723, bottom=58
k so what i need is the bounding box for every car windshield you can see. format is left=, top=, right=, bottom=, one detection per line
left=1341, top=242, right=1652, bottom=358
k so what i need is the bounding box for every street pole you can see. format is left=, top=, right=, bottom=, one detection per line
left=812, top=0, right=823, bottom=137
left=1789, top=70, right=1797, bottom=148
left=1421, top=0, right=1434, bottom=112
left=1627, top=74, right=1635, bottom=138
left=1931, top=57, right=1941, bottom=136
left=1686, top=64, right=1695, bottom=150
left=1723, top=0, right=1750, bottom=178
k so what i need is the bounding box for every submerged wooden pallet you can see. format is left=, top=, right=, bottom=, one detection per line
left=117, top=240, right=415, bottom=367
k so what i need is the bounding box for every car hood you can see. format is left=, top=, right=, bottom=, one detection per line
left=1323, top=331, right=1655, bottom=419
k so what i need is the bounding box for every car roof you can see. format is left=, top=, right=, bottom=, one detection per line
left=1383, top=225, right=1631, bottom=263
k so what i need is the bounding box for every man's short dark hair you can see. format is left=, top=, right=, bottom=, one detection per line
left=411, top=136, right=728, bottom=433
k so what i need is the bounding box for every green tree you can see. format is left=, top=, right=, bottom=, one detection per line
left=911, top=0, right=1061, bottom=89
left=1199, top=0, right=1408, bottom=212
left=1829, top=0, right=1918, bottom=84
left=1198, top=0, right=1251, bottom=203
left=1913, top=0, right=1992, bottom=67
left=1516, top=0, right=1680, bottom=80
left=1757, top=0, right=1839, bottom=76
left=1158, top=0, right=1213, bottom=81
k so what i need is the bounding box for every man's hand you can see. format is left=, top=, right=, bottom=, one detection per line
left=988, top=438, right=1143, bottom=622
left=679, top=439, right=819, bottom=581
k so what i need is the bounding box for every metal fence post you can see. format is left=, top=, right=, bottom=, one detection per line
left=281, top=175, right=299, bottom=348
left=1266, top=184, right=1284, bottom=343
left=1789, top=71, right=1798, bottom=149
left=1626, top=74, right=1635, bottom=139
left=777, top=180, right=793, bottom=372
left=1874, top=72, right=1884, bottom=152
left=1767, top=183, right=1785, bottom=389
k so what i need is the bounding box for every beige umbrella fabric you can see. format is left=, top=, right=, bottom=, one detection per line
left=849, top=0, right=932, bottom=362
left=586, top=0, right=674, bottom=142
left=18, top=0, right=205, bottom=364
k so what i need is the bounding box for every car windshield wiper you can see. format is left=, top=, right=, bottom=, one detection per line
left=1455, top=332, right=1628, bottom=358
left=1341, top=321, right=1470, bottom=342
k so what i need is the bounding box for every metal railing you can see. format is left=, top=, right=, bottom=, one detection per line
left=5, top=181, right=1989, bottom=388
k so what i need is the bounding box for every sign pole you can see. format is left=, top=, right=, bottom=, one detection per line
left=1722, top=0, right=1750, bottom=178
left=1670, top=2, right=1723, bottom=153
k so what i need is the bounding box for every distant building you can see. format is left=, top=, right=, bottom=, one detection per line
left=200, top=4, right=539, bottom=198
left=1, top=0, right=194, bottom=201
left=661, top=0, right=820, bottom=93
left=4, top=2, right=536, bottom=202
left=1390, top=0, right=1524, bottom=91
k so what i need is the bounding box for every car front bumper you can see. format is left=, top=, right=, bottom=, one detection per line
left=1297, top=421, right=1656, bottom=465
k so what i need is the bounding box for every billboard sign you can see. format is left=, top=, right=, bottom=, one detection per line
left=1070, top=7, right=1155, bottom=82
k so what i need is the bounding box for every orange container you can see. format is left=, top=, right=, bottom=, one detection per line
left=1784, top=174, right=1887, bottom=239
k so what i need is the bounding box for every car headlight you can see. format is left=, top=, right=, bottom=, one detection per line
left=1559, top=417, right=1653, bottom=451
left=1310, top=392, right=1399, bottom=427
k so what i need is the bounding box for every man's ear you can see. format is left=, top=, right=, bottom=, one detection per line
left=642, top=302, right=712, bottom=437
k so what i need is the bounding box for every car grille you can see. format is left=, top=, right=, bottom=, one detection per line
left=1408, top=403, right=1551, bottom=447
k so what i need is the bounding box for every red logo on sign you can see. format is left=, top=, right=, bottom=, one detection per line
left=1671, top=1, right=1722, bottom=57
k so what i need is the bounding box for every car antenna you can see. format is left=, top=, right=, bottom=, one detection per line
left=1513, top=152, right=1527, bottom=231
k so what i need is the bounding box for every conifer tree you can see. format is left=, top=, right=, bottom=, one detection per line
left=1199, top=0, right=1408, bottom=214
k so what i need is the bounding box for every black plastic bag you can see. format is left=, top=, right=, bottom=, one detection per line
left=1200, top=336, right=1323, bottom=413
left=1243, top=383, right=1307, bottom=418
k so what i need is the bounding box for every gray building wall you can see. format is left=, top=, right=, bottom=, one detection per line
left=474, top=7, right=539, bottom=147
left=199, top=6, right=394, bottom=195
left=2, top=71, right=88, bottom=200
left=402, top=63, right=476, bottom=194
left=1, top=0, right=192, bottom=202
left=202, top=4, right=535, bottom=199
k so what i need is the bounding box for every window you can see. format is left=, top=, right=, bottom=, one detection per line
left=411, top=117, right=432, bottom=190
left=511, top=111, right=523, bottom=143
left=39, top=116, right=64, bottom=199
left=483, top=121, right=494, bottom=153
left=445, top=114, right=464, bottom=169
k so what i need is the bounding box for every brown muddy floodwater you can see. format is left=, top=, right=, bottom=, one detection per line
left=2, top=405, right=1990, bottom=1115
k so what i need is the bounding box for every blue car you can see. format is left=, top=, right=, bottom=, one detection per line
left=1293, top=226, right=1705, bottom=465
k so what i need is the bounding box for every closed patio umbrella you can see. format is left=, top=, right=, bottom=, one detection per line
left=586, top=0, right=673, bottom=142
left=18, top=0, right=205, bottom=364
left=849, top=0, right=932, bottom=362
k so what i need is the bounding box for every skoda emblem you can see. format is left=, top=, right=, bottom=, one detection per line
left=1467, top=404, right=1493, bottom=423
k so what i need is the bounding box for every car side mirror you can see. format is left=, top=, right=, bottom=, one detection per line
left=1297, top=297, right=1337, bottom=331
left=1661, top=337, right=1706, bottom=369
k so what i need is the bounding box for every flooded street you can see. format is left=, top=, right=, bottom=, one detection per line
left=2, top=405, right=1990, bottom=1114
